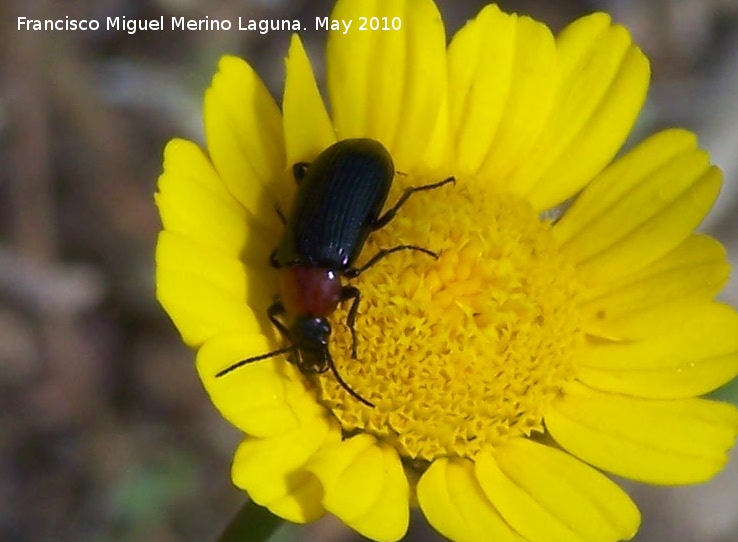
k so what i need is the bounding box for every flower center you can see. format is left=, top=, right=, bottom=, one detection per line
left=316, top=175, right=584, bottom=461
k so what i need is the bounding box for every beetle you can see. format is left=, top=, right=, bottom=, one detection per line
left=216, top=138, right=454, bottom=407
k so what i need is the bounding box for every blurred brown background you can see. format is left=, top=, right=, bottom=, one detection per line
left=1, top=0, right=737, bottom=541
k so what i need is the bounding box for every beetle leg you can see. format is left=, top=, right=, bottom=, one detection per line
left=325, top=350, right=374, bottom=407
left=267, top=300, right=291, bottom=340
left=373, top=176, right=455, bottom=229
left=340, top=286, right=361, bottom=359
left=344, top=245, right=438, bottom=278
left=292, top=162, right=310, bottom=183
left=275, top=205, right=287, bottom=224
left=269, top=250, right=282, bottom=268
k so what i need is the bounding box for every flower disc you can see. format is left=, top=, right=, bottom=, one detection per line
left=320, top=176, right=584, bottom=460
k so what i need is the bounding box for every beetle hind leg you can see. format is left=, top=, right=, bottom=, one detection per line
left=373, top=176, right=455, bottom=229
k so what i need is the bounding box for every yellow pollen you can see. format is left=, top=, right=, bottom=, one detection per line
left=317, top=176, right=584, bottom=461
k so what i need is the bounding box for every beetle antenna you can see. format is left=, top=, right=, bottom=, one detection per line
left=326, top=351, right=374, bottom=407
left=215, top=346, right=297, bottom=378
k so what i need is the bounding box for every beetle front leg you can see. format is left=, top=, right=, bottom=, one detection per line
left=340, top=286, right=361, bottom=359
left=267, top=300, right=290, bottom=340
left=269, top=249, right=283, bottom=269
left=373, top=176, right=455, bottom=229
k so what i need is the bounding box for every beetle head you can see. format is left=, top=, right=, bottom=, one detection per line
left=291, top=316, right=331, bottom=373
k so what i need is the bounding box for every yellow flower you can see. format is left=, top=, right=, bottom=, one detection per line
left=155, top=1, right=738, bottom=541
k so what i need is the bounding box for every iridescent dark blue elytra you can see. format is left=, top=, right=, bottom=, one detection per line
left=272, top=138, right=394, bottom=269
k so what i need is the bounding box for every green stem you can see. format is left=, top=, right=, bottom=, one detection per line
left=217, top=500, right=285, bottom=542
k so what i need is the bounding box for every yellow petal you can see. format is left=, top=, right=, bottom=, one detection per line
left=416, top=459, right=469, bottom=541
left=420, top=89, right=451, bottom=175
left=306, top=434, right=409, bottom=542
left=156, top=229, right=277, bottom=347
left=475, top=451, right=583, bottom=542
left=204, top=56, right=288, bottom=230
left=581, top=234, right=729, bottom=340
left=326, top=0, right=447, bottom=172
left=232, top=415, right=341, bottom=523
left=476, top=440, right=640, bottom=542
left=417, top=457, right=525, bottom=542
left=349, top=446, right=410, bottom=542
left=196, top=332, right=301, bottom=437
left=156, top=138, right=273, bottom=263
left=283, top=34, right=336, bottom=167
left=553, top=130, right=697, bottom=245
left=448, top=6, right=557, bottom=185
left=306, top=434, right=379, bottom=520
left=155, top=232, right=260, bottom=348
left=446, top=5, right=517, bottom=176
left=510, top=14, right=649, bottom=209
left=583, top=304, right=738, bottom=371
left=156, top=231, right=247, bottom=301
left=264, top=471, right=324, bottom=523
left=554, top=132, right=722, bottom=285
left=578, top=303, right=738, bottom=398
left=546, top=382, right=738, bottom=484
left=579, top=164, right=721, bottom=286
